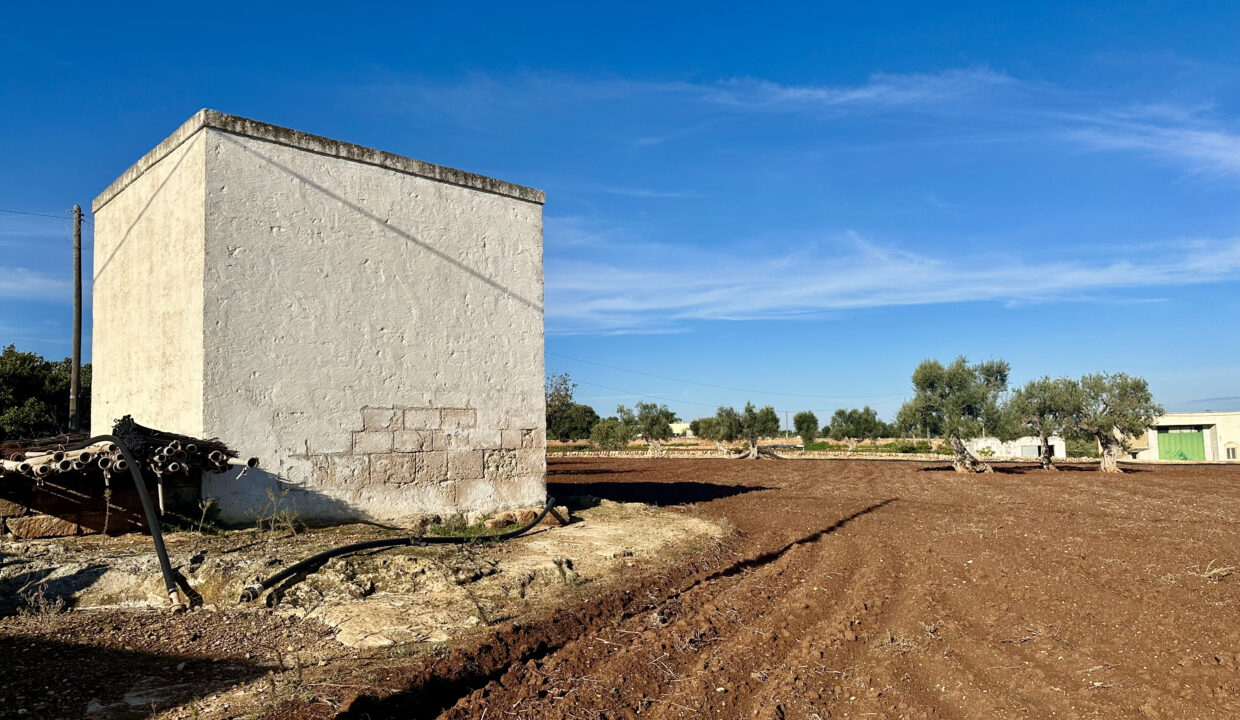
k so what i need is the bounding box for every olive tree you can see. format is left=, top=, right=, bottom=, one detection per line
left=828, top=406, right=888, bottom=453
left=1072, top=372, right=1163, bottom=473
left=696, top=406, right=741, bottom=454
left=545, top=372, right=600, bottom=442
left=590, top=417, right=632, bottom=450
left=901, top=356, right=1009, bottom=473
left=895, top=395, right=939, bottom=442
left=618, top=402, right=679, bottom=456
left=740, top=402, right=781, bottom=459
left=974, top=359, right=1011, bottom=438
left=1008, top=376, right=1083, bottom=471
left=793, top=410, right=819, bottom=447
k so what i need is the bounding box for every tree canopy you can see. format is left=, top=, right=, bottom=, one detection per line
left=901, top=356, right=1009, bottom=472
left=828, top=406, right=889, bottom=449
left=1008, top=376, right=1083, bottom=470
left=739, top=402, right=780, bottom=459
left=589, top=417, right=632, bottom=450
left=618, top=402, right=679, bottom=455
left=545, top=372, right=600, bottom=441
left=894, top=395, right=939, bottom=440
left=0, top=345, right=90, bottom=441
left=793, top=410, right=819, bottom=446
left=1073, top=372, right=1163, bottom=473
left=694, top=406, right=742, bottom=453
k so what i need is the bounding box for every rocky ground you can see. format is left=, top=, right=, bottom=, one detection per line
left=0, top=495, right=722, bottom=718
left=3, top=457, right=1239, bottom=719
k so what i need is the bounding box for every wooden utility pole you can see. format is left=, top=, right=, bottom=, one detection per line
left=69, top=204, right=82, bottom=432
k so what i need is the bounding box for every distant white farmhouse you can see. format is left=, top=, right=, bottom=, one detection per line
left=1127, top=411, right=1240, bottom=462
left=966, top=436, right=1066, bottom=459
left=669, top=423, right=693, bottom=438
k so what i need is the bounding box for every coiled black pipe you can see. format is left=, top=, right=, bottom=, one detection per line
left=239, top=495, right=559, bottom=603
left=69, top=434, right=185, bottom=612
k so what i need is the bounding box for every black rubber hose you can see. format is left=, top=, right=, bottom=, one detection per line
left=70, top=434, right=185, bottom=612
left=239, top=495, right=558, bottom=602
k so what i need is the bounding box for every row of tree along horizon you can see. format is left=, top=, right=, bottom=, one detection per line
left=547, top=355, right=1163, bottom=473
left=2, top=344, right=1160, bottom=475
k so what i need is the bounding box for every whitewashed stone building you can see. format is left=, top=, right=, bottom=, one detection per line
left=91, top=110, right=546, bottom=523
left=965, top=436, right=1066, bottom=459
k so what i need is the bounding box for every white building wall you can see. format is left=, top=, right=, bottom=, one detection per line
left=93, top=110, right=547, bottom=523
left=1134, top=411, right=1240, bottom=461
left=91, top=131, right=206, bottom=437
left=965, top=436, right=1066, bottom=459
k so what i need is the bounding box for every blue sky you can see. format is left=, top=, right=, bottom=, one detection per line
left=3, top=2, right=1239, bottom=424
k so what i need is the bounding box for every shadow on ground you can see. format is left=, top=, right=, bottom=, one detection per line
left=547, top=466, right=636, bottom=476
left=0, top=563, right=109, bottom=616
left=549, top=480, right=774, bottom=507
left=0, top=635, right=262, bottom=719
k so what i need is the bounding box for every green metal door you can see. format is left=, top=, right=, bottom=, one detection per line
left=1159, top=432, right=1206, bottom=461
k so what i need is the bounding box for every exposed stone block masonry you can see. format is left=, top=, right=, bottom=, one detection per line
left=90, top=110, right=547, bottom=524
left=306, top=406, right=545, bottom=519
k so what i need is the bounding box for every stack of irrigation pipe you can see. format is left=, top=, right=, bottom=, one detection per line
left=0, top=416, right=259, bottom=612
left=0, top=415, right=258, bottom=516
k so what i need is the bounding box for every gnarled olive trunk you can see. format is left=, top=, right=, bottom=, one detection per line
left=715, top=440, right=729, bottom=454
left=949, top=436, right=993, bottom=473
left=745, top=439, right=759, bottom=459
left=1098, top=440, right=1122, bottom=473
left=647, top=437, right=664, bottom=457
left=1039, top=435, right=1057, bottom=471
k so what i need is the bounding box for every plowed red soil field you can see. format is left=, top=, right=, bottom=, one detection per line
left=345, top=457, right=1240, bottom=719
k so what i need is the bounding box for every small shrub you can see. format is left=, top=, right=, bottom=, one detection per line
left=250, top=487, right=303, bottom=536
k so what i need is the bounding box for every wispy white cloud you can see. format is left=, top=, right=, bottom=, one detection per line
left=0, top=267, right=72, bottom=301
left=593, top=186, right=704, bottom=199
left=696, top=68, right=1012, bottom=111
left=367, top=66, right=1014, bottom=129
left=545, top=235, right=1240, bottom=334
left=1065, top=119, right=1240, bottom=177
left=370, top=66, right=1240, bottom=180
left=365, top=66, right=1240, bottom=336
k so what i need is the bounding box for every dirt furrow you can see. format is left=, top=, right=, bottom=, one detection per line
left=338, top=457, right=1240, bottom=719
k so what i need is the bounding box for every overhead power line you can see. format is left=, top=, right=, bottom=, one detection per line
left=548, top=351, right=903, bottom=400
left=575, top=380, right=720, bottom=409
left=0, top=208, right=92, bottom=223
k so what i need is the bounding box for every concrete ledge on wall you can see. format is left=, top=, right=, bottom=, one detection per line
left=94, top=109, right=546, bottom=213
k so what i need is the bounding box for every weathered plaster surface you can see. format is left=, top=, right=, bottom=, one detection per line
left=94, top=112, right=546, bottom=523
left=90, top=133, right=206, bottom=437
